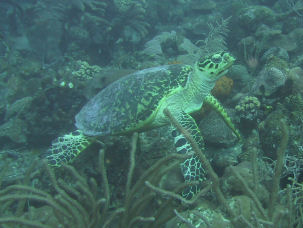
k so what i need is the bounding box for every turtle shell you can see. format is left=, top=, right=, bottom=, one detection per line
left=75, top=64, right=192, bottom=136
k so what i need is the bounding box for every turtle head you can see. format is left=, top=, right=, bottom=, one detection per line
left=196, top=51, right=235, bottom=81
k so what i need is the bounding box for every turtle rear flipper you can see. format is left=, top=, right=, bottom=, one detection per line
left=46, top=130, right=93, bottom=167
left=172, top=111, right=206, bottom=199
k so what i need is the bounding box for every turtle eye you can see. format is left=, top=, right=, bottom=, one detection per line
left=211, top=54, right=222, bottom=64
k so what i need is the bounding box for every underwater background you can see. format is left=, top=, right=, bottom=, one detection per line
left=0, top=0, right=303, bottom=227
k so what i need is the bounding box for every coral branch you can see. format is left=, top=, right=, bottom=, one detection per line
left=163, top=108, right=236, bottom=218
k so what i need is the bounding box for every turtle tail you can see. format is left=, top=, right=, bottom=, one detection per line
left=46, top=130, right=93, bottom=167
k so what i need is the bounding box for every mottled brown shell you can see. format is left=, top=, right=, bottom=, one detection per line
left=75, top=64, right=192, bottom=136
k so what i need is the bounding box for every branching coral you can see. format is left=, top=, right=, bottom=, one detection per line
left=0, top=108, right=299, bottom=227
left=164, top=109, right=299, bottom=227
left=0, top=162, right=104, bottom=227
left=0, top=134, right=195, bottom=228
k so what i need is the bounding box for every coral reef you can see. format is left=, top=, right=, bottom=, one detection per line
left=1, top=0, right=303, bottom=227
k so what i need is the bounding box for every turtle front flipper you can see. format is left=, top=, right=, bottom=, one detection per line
left=46, top=130, right=93, bottom=167
left=171, top=112, right=206, bottom=199
left=204, top=94, right=242, bottom=142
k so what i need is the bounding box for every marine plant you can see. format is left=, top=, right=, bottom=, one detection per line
left=196, top=16, right=231, bottom=55
left=0, top=105, right=301, bottom=227
left=0, top=133, right=198, bottom=228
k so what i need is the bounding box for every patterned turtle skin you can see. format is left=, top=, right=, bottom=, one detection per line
left=46, top=51, right=240, bottom=170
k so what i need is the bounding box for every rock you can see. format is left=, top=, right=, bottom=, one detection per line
left=142, top=31, right=200, bottom=63
left=142, top=31, right=176, bottom=59
left=258, top=110, right=287, bottom=159
left=5, top=96, right=33, bottom=120
left=238, top=6, right=276, bottom=31
left=252, top=66, right=287, bottom=96
left=0, top=118, right=27, bottom=143
left=228, top=195, right=261, bottom=227
left=212, top=144, right=242, bottom=171
left=261, top=47, right=289, bottom=63
left=288, top=67, right=303, bottom=94
left=229, top=64, right=251, bottom=83
left=166, top=201, right=231, bottom=228
left=222, top=162, right=269, bottom=203
left=199, top=109, right=238, bottom=146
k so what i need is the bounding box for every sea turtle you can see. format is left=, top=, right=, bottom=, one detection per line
left=46, top=51, right=241, bottom=198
